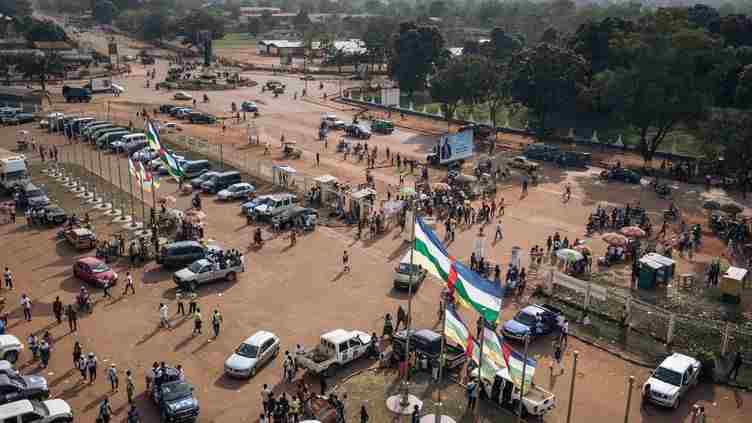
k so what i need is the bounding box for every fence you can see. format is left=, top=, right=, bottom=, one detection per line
left=544, top=269, right=752, bottom=359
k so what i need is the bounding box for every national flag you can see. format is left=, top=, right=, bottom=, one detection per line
left=152, top=171, right=160, bottom=189
left=483, top=326, right=505, bottom=369
left=139, top=162, right=152, bottom=192
left=145, top=118, right=185, bottom=181
left=413, top=217, right=503, bottom=322
left=470, top=339, right=501, bottom=381
left=502, top=342, right=537, bottom=394
left=128, top=158, right=142, bottom=182
left=444, top=306, right=474, bottom=357
left=145, top=119, right=162, bottom=151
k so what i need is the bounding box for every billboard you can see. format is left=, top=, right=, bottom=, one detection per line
left=438, top=129, right=474, bottom=164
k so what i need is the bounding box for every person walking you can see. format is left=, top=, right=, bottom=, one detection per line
left=342, top=250, right=350, bottom=273
left=98, top=397, right=113, bottom=423
left=262, top=384, right=273, bottom=417
left=176, top=291, right=185, bottom=315
left=159, top=303, right=170, bottom=329
left=52, top=296, right=63, bottom=324
left=553, top=340, right=563, bottom=375
left=466, top=379, right=478, bottom=411
left=102, top=279, right=112, bottom=299
left=3, top=267, right=12, bottom=290
left=192, top=308, right=203, bottom=335
left=189, top=293, right=198, bottom=314
left=126, top=370, right=135, bottom=404
left=73, top=341, right=82, bottom=368
left=39, top=340, right=50, bottom=368
left=396, top=305, right=407, bottom=331
left=108, top=364, right=119, bottom=392
left=411, top=405, right=420, bottom=423
left=78, top=353, right=88, bottom=381
left=123, top=272, right=135, bottom=295
left=20, top=294, right=32, bottom=321
left=494, top=220, right=503, bottom=242
left=211, top=309, right=223, bottom=339
left=87, top=352, right=98, bottom=384
left=316, top=153, right=320, bottom=167
left=728, top=351, right=744, bottom=381
left=66, top=305, right=78, bottom=332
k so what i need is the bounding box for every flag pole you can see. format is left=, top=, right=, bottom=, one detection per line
left=117, top=153, right=123, bottom=213
left=140, top=171, right=146, bottom=224
left=97, top=146, right=103, bottom=200
left=476, top=317, right=486, bottom=413
left=128, top=163, right=134, bottom=220
left=516, top=334, right=530, bottom=422
left=107, top=151, right=113, bottom=206
left=435, top=294, right=448, bottom=423
left=401, top=202, right=416, bottom=406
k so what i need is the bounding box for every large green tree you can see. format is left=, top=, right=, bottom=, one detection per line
left=509, top=42, right=588, bottom=135
left=142, top=12, right=170, bottom=41
left=177, top=9, right=226, bottom=46
left=569, top=17, right=634, bottom=79
left=24, top=20, right=67, bottom=42
left=429, top=56, right=487, bottom=122
left=698, top=109, right=752, bottom=178
left=600, top=10, right=722, bottom=163
left=16, top=53, right=64, bottom=93
left=93, top=0, right=118, bottom=25
left=389, top=22, right=444, bottom=97
left=737, top=64, right=752, bottom=108
left=482, top=27, right=523, bottom=61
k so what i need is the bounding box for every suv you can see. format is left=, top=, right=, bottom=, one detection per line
left=17, top=184, right=50, bottom=209
left=157, top=241, right=217, bottom=269
left=0, top=399, right=73, bottom=423
left=0, top=374, right=49, bottom=405
left=251, top=193, right=296, bottom=220
left=501, top=304, right=562, bottom=342
left=190, top=171, right=219, bottom=189
left=321, top=113, right=345, bottom=130
left=643, top=353, right=700, bottom=408
left=201, top=171, right=242, bottom=194
left=188, top=113, right=217, bottom=124
left=148, top=368, right=199, bottom=423
left=345, top=124, right=371, bottom=139
left=393, top=251, right=427, bottom=290
left=182, top=160, right=212, bottom=179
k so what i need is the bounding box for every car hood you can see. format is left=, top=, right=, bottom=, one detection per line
left=23, top=374, right=48, bottom=390
left=225, top=354, right=257, bottom=370
left=28, top=196, right=50, bottom=206
left=93, top=270, right=117, bottom=282
left=503, top=319, right=531, bottom=335
left=166, top=396, right=198, bottom=412
left=646, top=377, right=680, bottom=397
left=174, top=269, right=196, bottom=280
left=43, top=399, right=72, bottom=416
left=217, top=190, right=232, bottom=198
left=255, top=204, right=270, bottom=213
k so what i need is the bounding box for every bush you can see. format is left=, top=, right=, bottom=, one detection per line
left=689, top=348, right=717, bottom=382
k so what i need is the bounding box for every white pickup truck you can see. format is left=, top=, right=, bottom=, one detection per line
left=472, top=368, right=556, bottom=417
left=173, top=255, right=245, bottom=291
left=296, top=329, right=372, bottom=375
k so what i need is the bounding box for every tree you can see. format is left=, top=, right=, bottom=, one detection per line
left=0, top=0, right=32, bottom=18
left=479, top=58, right=514, bottom=129
left=293, top=9, right=311, bottom=29
left=482, top=27, right=523, bottom=61
left=687, top=4, right=720, bottom=31
left=389, top=22, right=444, bottom=97
left=569, top=17, right=634, bottom=78
left=362, top=17, right=396, bottom=71
left=737, top=64, right=752, bottom=108
left=509, top=43, right=587, bottom=135
left=540, top=27, right=560, bottom=44
left=94, top=0, right=118, bottom=25
left=16, top=53, right=64, bottom=93
left=429, top=56, right=487, bottom=122
left=25, top=20, right=67, bottom=42
left=711, top=14, right=752, bottom=47
left=698, top=109, right=752, bottom=178
left=463, top=40, right=481, bottom=56
left=247, top=18, right=262, bottom=36
left=428, top=0, right=447, bottom=17
left=142, top=12, right=169, bottom=41
left=601, top=11, right=722, bottom=163
left=178, top=9, right=226, bottom=46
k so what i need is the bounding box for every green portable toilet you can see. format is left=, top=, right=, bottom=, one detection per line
left=638, top=257, right=662, bottom=290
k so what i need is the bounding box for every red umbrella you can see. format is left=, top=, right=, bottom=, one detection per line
left=620, top=226, right=646, bottom=238
left=602, top=233, right=628, bottom=246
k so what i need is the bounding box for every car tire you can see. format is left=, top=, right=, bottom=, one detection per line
left=672, top=397, right=680, bottom=409
left=190, top=282, right=198, bottom=292
left=4, top=350, right=18, bottom=363
left=249, top=366, right=256, bottom=377
left=226, top=272, right=236, bottom=282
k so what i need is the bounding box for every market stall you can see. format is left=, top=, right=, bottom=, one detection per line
left=720, top=266, right=748, bottom=304
left=637, top=253, right=675, bottom=289
left=350, top=187, right=376, bottom=222
left=272, top=164, right=296, bottom=188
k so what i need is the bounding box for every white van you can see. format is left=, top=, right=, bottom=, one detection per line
left=112, top=133, right=146, bottom=153
left=0, top=399, right=73, bottom=423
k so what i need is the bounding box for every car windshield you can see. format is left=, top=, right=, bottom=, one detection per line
left=653, top=367, right=683, bottom=386
left=235, top=343, right=259, bottom=358
left=515, top=311, right=538, bottom=326
left=398, top=263, right=420, bottom=274
left=26, top=189, right=44, bottom=198
left=188, top=261, right=205, bottom=273
left=161, top=382, right=192, bottom=401
left=91, top=262, right=110, bottom=273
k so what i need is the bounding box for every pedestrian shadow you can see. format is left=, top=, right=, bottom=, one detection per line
left=136, top=325, right=161, bottom=346
left=58, top=379, right=88, bottom=400
left=83, top=393, right=108, bottom=412
left=331, top=271, right=346, bottom=282
left=103, top=295, right=128, bottom=307
left=48, top=368, right=77, bottom=388
left=174, top=334, right=197, bottom=351
left=191, top=338, right=213, bottom=354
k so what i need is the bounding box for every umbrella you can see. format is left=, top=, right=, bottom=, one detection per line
left=620, top=226, right=646, bottom=238
left=574, top=244, right=591, bottom=254
left=703, top=201, right=721, bottom=210
left=721, top=203, right=743, bottom=215
left=556, top=248, right=584, bottom=262
left=602, top=233, right=628, bottom=246
left=432, top=182, right=451, bottom=191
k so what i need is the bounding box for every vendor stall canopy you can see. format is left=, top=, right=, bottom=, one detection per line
left=273, top=165, right=297, bottom=174
left=314, top=174, right=337, bottom=184
left=351, top=188, right=377, bottom=200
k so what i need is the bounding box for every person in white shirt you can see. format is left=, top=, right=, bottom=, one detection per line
left=20, top=294, right=32, bottom=321
left=159, top=303, right=170, bottom=329
left=3, top=268, right=12, bottom=290
left=560, top=319, right=569, bottom=348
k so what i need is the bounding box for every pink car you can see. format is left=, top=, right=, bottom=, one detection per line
left=73, top=257, right=117, bottom=287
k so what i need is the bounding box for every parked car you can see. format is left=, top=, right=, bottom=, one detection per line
left=148, top=367, right=199, bottom=422
left=508, top=156, right=540, bottom=173
left=321, top=113, right=345, bottom=130
left=123, top=140, right=148, bottom=156
left=16, top=184, right=50, bottom=209
left=182, top=160, right=211, bottom=179
left=188, top=113, right=217, bottom=124
left=643, top=353, right=701, bottom=409
left=392, top=329, right=466, bottom=370
left=160, top=104, right=176, bottom=114
left=240, top=101, right=258, bottom=112
left=241, top=194, right=274, bottom=215
left=0, top=373, right=49, bottom=405
left=555, top=151, right=591, bottom=168
left=0, top=336, right=23, bottom=363
left=345, top=124, right=371, bottom=139
left=156, top=241, right=219, bottom=269
left=62, top=228, right=97, bottom=251
left=173, top=256, right=244, bottom=291
left=159, top=122, right=182, bottom=133
left=501, top=304, right=562, bottom=341
left=173, top=91, right=193, bottom=101
left=12, top=114, right=35, bottom=125
left=217, top=183, right=255, bottom=201
left=0, top=399, right=73, bottom=423
left=295, top=329, right=372, bottom=375
left=270, top=206, right=317, bottom=230
left=224, top=331, right=280, bottom=378
left=371, top=119, right=394, bottom=134
left=190, top=171, right=220, bottom=189
left=31, top=205, right=67, bottom=225
left=201, top=171, right=242, bottom=194
left=601, top=168, right=641, bottom=184
left=249, top=193, right=296, bottom=220
left=73, top=257, right=118, bottom=288
left=393, top=251, right=427, bottom=290
left=523, top=143, right=560, bottom=162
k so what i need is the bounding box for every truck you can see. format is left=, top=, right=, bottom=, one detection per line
left=501, top=304, right=562, bottom=342
left=295, top=329, right=372, bottom=375
left=147, top=367, right=200, bottom=423
left=173, top=255, right=245, bottom=291
left=84, top=78, right=114, bottom=94
left=643, top=353, right=701, bottom=408
left=391, top=329, right=467, bottom=370
left=0, top=149, right=29, bottom=193
left=62, top=86, right=92, bottom=103
left=470, top=367, right=557, bottom=418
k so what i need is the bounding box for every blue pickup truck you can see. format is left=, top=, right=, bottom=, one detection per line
left=501, top=304, right=562, bottom=342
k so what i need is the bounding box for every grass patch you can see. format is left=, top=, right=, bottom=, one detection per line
left=214, top=32, right=257, bottom=50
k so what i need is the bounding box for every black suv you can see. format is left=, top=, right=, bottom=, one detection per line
left=188, top=113, right=217, bottom=124
left=201, top=171, right=241, bottom=194
left=160, top=104, right=176, bottom=114
left=148, top=367, right=199, bottom=423
left=157, top=241, right=212, bottom=269
left=0, top=373, right=50, bottom=405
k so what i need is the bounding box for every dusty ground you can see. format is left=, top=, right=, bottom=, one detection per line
left=2, top=26, right=752, bottom=423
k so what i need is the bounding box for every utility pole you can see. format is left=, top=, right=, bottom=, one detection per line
left=516, top=334, right=531, bottom=423
left=566, top=351, right=579, bottom=423
left=401, top=203, right=416, bottom=407
left=624, top=376, right=635, bottom=423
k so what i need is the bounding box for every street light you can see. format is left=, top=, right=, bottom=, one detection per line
left=566, top=351, right=579, bottom=423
